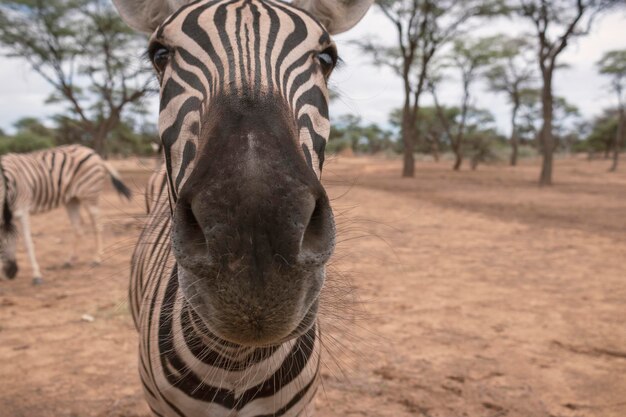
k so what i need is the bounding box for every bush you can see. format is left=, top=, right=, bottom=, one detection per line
left=0, top=132, right=54, bottom=155
left=325, top=137, right=352, bottom=154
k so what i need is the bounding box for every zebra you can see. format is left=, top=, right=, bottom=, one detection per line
left=0, top=144, right=132, bottom=285
left=112, top=0, right=373, bottom=415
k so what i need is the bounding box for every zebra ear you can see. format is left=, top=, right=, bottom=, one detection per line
left=291, top=0, right=374, bottom=35
left=112, top=0, right=190, bottom=33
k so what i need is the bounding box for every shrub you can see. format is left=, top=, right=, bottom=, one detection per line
left=0, top=132, right=54, bottom=155
left=325, top=137, right=352, bottom=154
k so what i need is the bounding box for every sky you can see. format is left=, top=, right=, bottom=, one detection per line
left=0, top=5, right=625, bottom=136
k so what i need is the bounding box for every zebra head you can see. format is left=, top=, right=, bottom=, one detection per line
left=114, top=0, right=373, bottom=346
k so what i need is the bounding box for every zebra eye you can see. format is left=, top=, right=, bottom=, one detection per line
left=317, top=48, right=337, bottom=77
left=150, top=44, right=170, bottom=73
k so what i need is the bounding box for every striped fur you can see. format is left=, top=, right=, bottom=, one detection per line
left=117, top=0, right=373, bottom=415
left=133, top=171, right=322, bottom=416
left=0, top=144, right=131, bottom=282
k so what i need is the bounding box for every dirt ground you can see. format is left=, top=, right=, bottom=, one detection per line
left=1, top=155, right=626, bottom=417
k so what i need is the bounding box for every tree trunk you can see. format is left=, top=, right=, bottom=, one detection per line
left=510, top=100, right=520, bottom=166
left=609, top=105, right=624, bottom=172
left=94, top=112, right=120, bottom=158
left=511, top=140, right=519, bottom=166
left=403, top=55, right=430, bottom=178
left=539, top=150, right=553, bottom=185
left=539, top=71, right=555, bottom=186
left=430, top=136, right=440, bottom=162
left=93, top=131, right=106, bottom=157
left=401, top=103, right=415, bottom=177
left=452, top=76, right=470, bottom=172
left=453, top=147, right=462, bottom=171
left=400, top=60, right=415, bottom=178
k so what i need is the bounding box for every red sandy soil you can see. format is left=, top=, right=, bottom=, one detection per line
left=1, top=155, right=625, bottom=417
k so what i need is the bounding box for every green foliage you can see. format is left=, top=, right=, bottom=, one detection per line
left=0, top=117, right=56, bottom=155
left=0, top=0, right=153, bottom=155
left=0, top=133, right=55, bottom=155
left=597, top=49, right=626, bottom=111
left=327, top=115, right=395, bottom=155
left=483, top=36, right=536, bottom=109
left=53, top=115, right=89, bottom=146
left=597, top=50, right=626, bottom=79
left=573, top=109, right=622, bottom=153
left=0, top=115, right=157, bottom=156
left=390, top=106, right=456, bottom=153
left=107, top=120, right=158, bottom=157
left=450, top=36, right=502, bottom=76
left=513, top=90, right=582, bottom=145
left=429, top=39, right=502, bottom=169
left=390, top=104, right=505, bottom=164
left=460, top=109, right=504, bottom=166
left=466, top=129, right=505, bottom=169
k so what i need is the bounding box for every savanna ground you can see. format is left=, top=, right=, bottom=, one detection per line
left=1, top=155, right=625, bottom=417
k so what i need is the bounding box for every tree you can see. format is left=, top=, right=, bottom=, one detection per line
left=358, top=0, right=503, bottom=177
left=597, top=49, right=626, bottom=171
left=0, top=117, right=55, bottom=155
left=391, top=103, right=502, bottom=167
left=484, top=36, right=536, bottom=166
left=328, top=115, right=394, bottom=154
left=552, top=96, right=582, bottom=151
left=0, top=0, right=154, bottom=156
left=512, top=88, right=582, bottom=150
left=513, top=0, right=622, bottom=185
left=467, top=128, right=502, bottom=170
left=12, top=117, right=54, bottom=138
left=390, top=105, right=461, bottom=160
left=430, top=36, right=498, bottom=170
left=579, top=109, right=621, bottom=157
left=514, top=88, right=542, bottom=143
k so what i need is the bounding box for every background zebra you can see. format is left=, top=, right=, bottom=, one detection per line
left=112, top=0, right=373, bottom=415
left=0, top=144, right=131, bottom=284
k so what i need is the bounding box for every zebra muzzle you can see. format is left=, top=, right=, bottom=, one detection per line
left=169, top=95, right=336, bottom=345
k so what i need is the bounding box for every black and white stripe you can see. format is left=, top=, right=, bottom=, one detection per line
left=132, top=221, right=321, bottom=415
left=0, top=144, right=131, bottom=283
left=116, top=0, right=373, bottom=415
left=152, top=0, right=335, bottom=202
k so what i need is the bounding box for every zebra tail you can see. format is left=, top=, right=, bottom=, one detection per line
left=103, top=161, right=132, bottom=200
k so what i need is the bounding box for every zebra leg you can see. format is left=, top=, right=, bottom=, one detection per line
left=16, top=212, right=43, bottom=285
left=64, top=199, right=83, bottom=267
left=85, top=204, right=103, bottom=266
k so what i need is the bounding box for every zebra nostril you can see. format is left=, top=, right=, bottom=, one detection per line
left=300, top=195, right=334, bottom=263
left=173, top=199, right=209, bottom=260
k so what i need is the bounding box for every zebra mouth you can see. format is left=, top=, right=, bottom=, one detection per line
left=177, top=265, right=323, bottom=347
left=278, top=300, right=319, bottom=343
